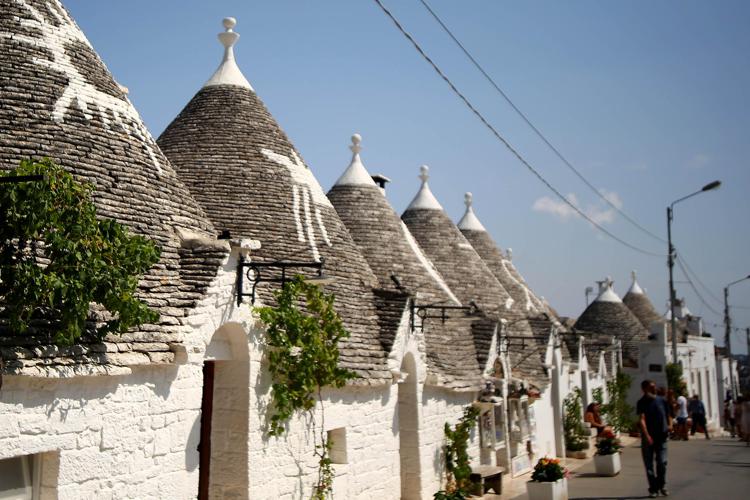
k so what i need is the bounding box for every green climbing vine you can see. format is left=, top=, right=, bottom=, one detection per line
left=563, top=388, right=588, bottom=452
left=435, top=405, right=480, bottom=498
left=601, top=372, right=634, bottom=433
left=0, top=159, right=161, bottom=345
left=255, top=275, right=356, bottom=499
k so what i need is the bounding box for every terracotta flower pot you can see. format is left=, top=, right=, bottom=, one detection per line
left=527, top=478, right=568, bottom=500
left=594, top=452, right=621, bottom=476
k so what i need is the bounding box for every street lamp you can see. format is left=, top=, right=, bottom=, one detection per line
left=724, top=274, right=750, bottom=399
left=667, top=180, right=721, bottom=364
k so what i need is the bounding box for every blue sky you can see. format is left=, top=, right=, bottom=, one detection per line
left=65, top=0, right=750, bottom=352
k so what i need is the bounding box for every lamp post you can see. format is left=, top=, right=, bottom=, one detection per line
left=667, top=180, right=721, bottom=364
left=723, top=274, right=750, bottom=399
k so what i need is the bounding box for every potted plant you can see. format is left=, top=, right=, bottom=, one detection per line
left=527, top=457, right=569, bottom=500
left=594, top=428, right=622, bottom=476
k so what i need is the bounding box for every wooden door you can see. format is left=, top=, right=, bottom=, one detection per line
left=198, top=361, right=215, bottom=500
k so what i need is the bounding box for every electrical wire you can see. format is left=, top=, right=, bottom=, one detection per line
left=417, top=0, right=667, bottom=245
left=372, top=0, right=665, bottom=258
left=675, top=256, right=721, bottom=316
left=675, top=251, right=723, bottom=306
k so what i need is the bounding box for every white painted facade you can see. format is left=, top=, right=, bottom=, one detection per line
left=0, top=245, right=488, bottom=499
left=716, top=355, right=740, bottom=406
left=625, top=323, right=722, bottom=429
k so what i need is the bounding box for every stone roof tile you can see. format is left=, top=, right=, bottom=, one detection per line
left=0, top=0, right=223, bottom=375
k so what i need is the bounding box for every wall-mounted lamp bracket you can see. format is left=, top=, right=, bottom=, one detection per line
left=409, top=301, right=478, bottom=332
left=236, top=256, right=327, bottom=306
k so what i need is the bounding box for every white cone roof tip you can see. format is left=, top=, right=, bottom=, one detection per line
left=627, top=270, right=645, bottom=295
left=595, top=276, right=622, bottom=303
left=204, top=17, right=253, bottom=90
left=333, top=133, right=377, bottom=187
left=457, top=192, right=487, bottom=231
left=406, top=165, right=443, bottom=210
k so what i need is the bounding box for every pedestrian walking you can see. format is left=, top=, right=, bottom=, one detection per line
left=675, top=391, right=689, bottom=440
left=688, top=394, right=709, bottom=439
left=724, top=398, right=736, bottom=437
left=734, top=396, right=744, bottom=440
left=637, top=379, right=672, bottom=497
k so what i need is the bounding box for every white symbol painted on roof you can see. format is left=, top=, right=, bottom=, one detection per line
left=2, top=0, right=162, bottom=174
left=261, top=148, right=333, bottom=261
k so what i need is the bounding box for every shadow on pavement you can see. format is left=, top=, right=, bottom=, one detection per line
left=570, top=497, right=652, bottom=500
left=706, top=460, right=750, bottom=467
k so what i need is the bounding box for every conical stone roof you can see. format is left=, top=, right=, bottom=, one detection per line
left=401, top=167, right=545, bottom=383
left=157, top=20, right=388, bottom=381
left=573, top=278, right=649, bottom=367
left=457, top=192, right=546, bottom=315
left=0, top=0, right=220, bottom=374
left=622, top=271, right=663, bottom=331
left=327, top=135, right=482, bottom=389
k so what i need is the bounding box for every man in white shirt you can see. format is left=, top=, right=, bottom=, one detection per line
left=676, top=394, right=689, bottom=440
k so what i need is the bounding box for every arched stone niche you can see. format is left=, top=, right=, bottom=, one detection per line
left=199, top=323, right=250, bottom=499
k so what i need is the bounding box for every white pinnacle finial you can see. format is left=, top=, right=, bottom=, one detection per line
left=350, top=133, right=362, bottom=154
left=419, top=165, right=429, bottom=183
left=596, top=276, right=622, bottom=303
left=333, top=132, right=376, bottom=187
left=507, top=248, right=513, bottom=260
left=406, top=165, right=442, bottom=210
left=458, top=191, right=486, bottom=231
left=204, top=17, right=253, bottom=89
left=628, top=269, right=645, bottom=295
left=223, top=17, right=237, bottom=31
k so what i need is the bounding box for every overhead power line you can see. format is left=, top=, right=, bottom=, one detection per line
left=372, top=0, right=664, bottom=258
left=675, top=251, right=723, bottom=306
left=675, top=255, right=721, bottom=316
left=417, top=0, right=667, bottom=245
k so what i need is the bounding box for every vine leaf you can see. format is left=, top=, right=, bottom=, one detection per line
left=255, top=275, right=356, bottom=499
left=0, top=159, right=161, bottom=345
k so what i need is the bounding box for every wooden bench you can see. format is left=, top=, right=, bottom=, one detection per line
left=469, top=465, right=504, bottom=496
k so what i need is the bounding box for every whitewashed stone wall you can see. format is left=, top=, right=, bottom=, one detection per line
left=1, top=247, right=483, bottom=499
left=418, top=386, right=479, bottom=496
left=529, top=386, right=556, bottom=458
left=627, top=326, right=721, bottom=429
left=0, top=364, right=203, bottom=499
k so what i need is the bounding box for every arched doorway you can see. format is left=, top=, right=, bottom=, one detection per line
left=199, top=323, right=250, bottom=499
left=398, top=352, right=421, bottom=499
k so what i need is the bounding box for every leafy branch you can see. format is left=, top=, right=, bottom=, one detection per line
left=0, top=159, right=160, bottom=345
left=255, top=275, right=356, bottom=498
left=436, top=405, right=480, bottom=498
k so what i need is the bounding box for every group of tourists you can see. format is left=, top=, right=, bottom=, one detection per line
left=637, top=380, right=711, bottom=497
left=657, top=387, right=710, bottom=440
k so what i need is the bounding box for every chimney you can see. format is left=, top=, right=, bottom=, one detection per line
left=371, top=173, right=391, bottom=194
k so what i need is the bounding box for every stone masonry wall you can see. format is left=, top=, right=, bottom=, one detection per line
left=0, top=364, right=203, bottom=499
left=1, top=247, right=480, bottom=499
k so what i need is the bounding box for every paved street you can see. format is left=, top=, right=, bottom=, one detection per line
left=505, top=435, right=750, bottom=499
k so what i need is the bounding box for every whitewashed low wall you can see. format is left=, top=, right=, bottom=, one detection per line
left=531, top=385, right=557, bottom=459
left=0, top=364, right=203, bottom=499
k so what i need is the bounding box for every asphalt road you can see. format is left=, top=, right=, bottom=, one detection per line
left=564, top=435, right=750, bottom=500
